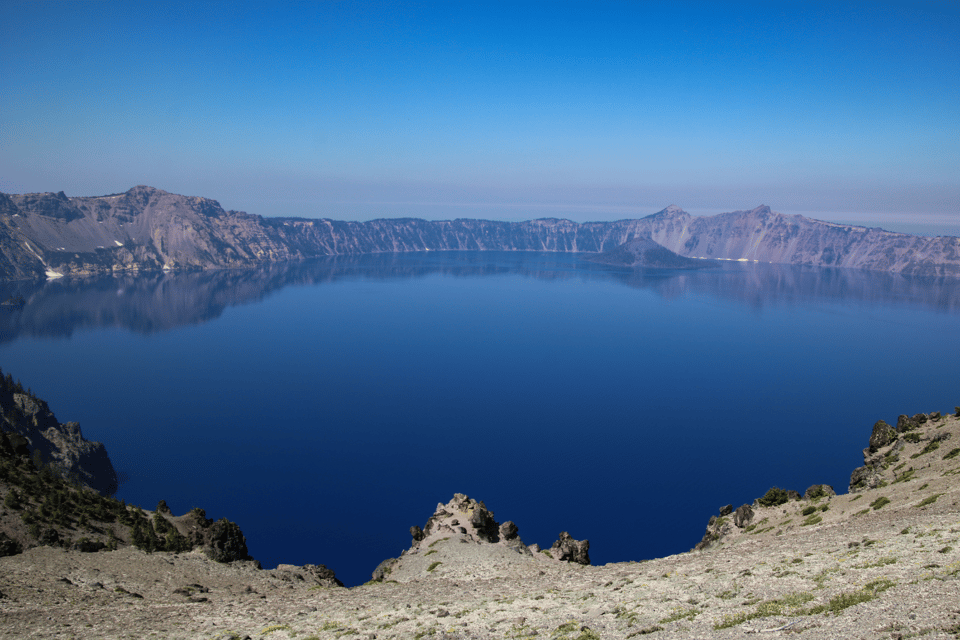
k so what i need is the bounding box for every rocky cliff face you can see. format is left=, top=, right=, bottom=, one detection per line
left=642, top=205, right=960, bottom=277
left=0, top=193, right=48, bottom=280
left=4, top=186, right=299, bottom=277
left=0, top=371, right=117, bottom=495
left=2, top=186, right=958, bottom=280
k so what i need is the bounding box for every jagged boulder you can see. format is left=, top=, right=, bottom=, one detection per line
left=734, top=504, right=754, bottom=528
left=202, top=518, right=252, bottom=563
left=499, top=521, right=519, bottom=540
left=551, top=532, right=590, bottom=565
left=719, top=504, right=733, bottom=516
left=897, top=414, right=921, bottom=432
left=469, top=504, right=500, bottom=542
left=868, top=419, right=898, bottom=453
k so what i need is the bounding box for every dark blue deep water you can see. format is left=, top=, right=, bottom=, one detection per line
left=2, top=251, right=960, bottom=587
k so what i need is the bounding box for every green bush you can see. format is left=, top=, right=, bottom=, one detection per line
left=757, top=487, right=790, bottom=507
left=911, top=440, right=941, bottom=458
left=915, top=494, right=942, bottom=508
left=806, top=485, right=829, bottom=499
left=806, top=578, right=894, bottom=615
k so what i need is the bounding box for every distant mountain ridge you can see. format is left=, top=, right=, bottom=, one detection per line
left=1, top=185, right=958, bottom=279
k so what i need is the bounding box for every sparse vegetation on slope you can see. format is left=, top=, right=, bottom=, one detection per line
left=2, top=384, right=960, bottom=638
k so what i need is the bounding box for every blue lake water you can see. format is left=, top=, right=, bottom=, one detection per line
left=2, top=251, right=960, bottom=587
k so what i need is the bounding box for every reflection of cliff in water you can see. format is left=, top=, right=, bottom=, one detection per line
left=618, top=262, right=960, bottom=313
left=2, top=252, right=959, bottom=341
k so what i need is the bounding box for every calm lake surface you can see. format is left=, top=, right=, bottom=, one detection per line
left=2, top=251, right=960, bottom=586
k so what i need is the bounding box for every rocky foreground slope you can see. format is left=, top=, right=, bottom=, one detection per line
left=1, top=398, right=960, bottom=638
left=2, top=186, right=959, bottom=280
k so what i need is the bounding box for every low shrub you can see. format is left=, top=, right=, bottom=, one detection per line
left=757, top=487, right=790, bottom=507
left=915, top=494, right=942, bottom=508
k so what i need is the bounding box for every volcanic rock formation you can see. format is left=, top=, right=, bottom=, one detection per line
left=372, top=493, right=590, bottom=583
left=2, top=186, right=959, bottom=280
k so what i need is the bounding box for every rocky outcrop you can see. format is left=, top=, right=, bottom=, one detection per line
left=270, top=563, right=343, bottom=588
left=550, top=531, right=590, bottom=565
left=733, top=504, right=754, bottom=528
left=2, top=186, right=959, bottom=280
left=843, top=413, right=957, bottom=493
left=372, top=493, right=590, bottom=583
left=204, top=518, right=252, bottom=563
left=695, top=504, right=753, bottom=551
left=411, top=493, right=519, bottom=548
left=0, top=371, right=117, bottom=495
left=173, top=508, right=253, bottom=564
left=0, top=423, right=270, bottom=572
left=868, top=419, right=898, bottom=453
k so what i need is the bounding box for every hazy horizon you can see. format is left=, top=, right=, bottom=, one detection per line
left=1, top=1, right=957, bottom=231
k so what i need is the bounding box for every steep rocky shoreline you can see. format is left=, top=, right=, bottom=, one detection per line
left=3, top=186, right=959, bottom=280
left=1, top=375, right=959, bottom=638
left=0, top=369, right=116, bottom=496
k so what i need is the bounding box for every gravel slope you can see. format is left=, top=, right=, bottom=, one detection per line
left=2, top=413, right=959, bottom=640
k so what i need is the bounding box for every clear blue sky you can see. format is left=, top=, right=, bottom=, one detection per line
left=1, top=1, right=958, bottom=227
